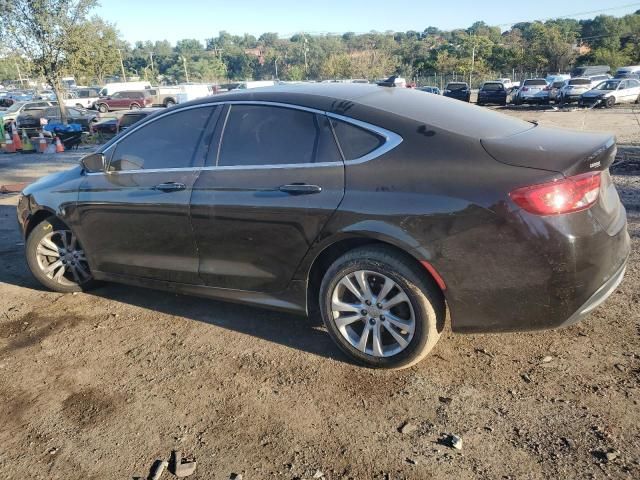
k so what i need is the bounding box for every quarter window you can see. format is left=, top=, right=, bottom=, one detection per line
left=218, top=105, right=341, bottom=166
left=330, top=119, right=384, bottom=160
left=109, top=106, right=215, bottom=171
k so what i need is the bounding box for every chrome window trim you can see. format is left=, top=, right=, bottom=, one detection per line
left=89, top=100, right=403, bottom=175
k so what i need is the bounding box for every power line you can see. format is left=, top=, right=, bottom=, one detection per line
left=494, top=2, right=640, bottom=28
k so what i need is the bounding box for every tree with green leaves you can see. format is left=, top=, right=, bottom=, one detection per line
left=0, top=0, right=99, bottom=123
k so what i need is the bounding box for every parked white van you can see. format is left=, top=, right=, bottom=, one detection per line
left=615, top=66, right=640, bottom=76
left=175, top=84, right=213, bottom=104
left=99, top=81, right=151, bottom=97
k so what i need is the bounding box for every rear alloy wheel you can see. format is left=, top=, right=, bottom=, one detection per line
left=319, top=246, right=444, bottom=369
left=98, top=103, right=108, bottom=113
left=26, top=218, right=96, bottom=293
left=130, top=103, right=141, bottom=110
left=605, top=96, right=616, bottom=108
left=164, top=99, right=176, bottom=107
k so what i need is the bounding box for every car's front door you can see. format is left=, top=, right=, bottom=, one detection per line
left=190, top=103, right=345, bottom=293
left=74, top=105, right=219, bottom=283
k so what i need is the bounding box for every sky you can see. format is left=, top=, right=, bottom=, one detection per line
left=95, top=0, right=640, bottom=45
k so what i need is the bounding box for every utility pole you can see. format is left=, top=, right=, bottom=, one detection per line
left=15, top=61, right=24, bottom=88
left=470, top=44, right=476, bottom=86
left=117, top=49, right=127, bottom=82
left=182, top=56, right=190, bottom=83
left=149, top=52, right=155, bottom=74
left=274, top=56, right=279, bottom=79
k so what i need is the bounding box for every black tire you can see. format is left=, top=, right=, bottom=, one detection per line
left=98, top=103, right=108, bottom=113
left=605, top=96, right=616, bottom=108
left=129, top=103, right=141, bottom=110
left=635, top=94, right=640, bottom=104
left=25, top=217, right=97, bottom=293
left=164, top=98, right=176, bottom=107
left=477, top=101, right=484, bottom=106
left=319, top=245, right=445, bottom=369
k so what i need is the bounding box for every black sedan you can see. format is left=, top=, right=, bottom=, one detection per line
left=477, top=81, right=508, bottom=105
left=17, top=106, right=97, bottom=132
left=443, top=82, right=470, bottom=102
left=16, top=84, right=630, bottom=369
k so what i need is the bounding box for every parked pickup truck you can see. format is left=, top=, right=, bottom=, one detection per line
left=64, top=88, right=100, bottom=109
left=147, top=87, right=181, bottom=107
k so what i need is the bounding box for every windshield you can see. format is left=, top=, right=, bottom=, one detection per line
left=482, top=83, right=503, bottom=91
left=5, top=102, right=25, bottom=113
left=446, top=83, right=468, bottom=91
left=523, top=79, right=547, bottom=86
left=595, top=80, right=620, bottom=91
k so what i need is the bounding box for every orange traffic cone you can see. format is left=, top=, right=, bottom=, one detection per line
left=11, top=122, right=22, bottom=150
left=38, top=132, right=47, bottom=153
left=55, top=136, right=65, bottom=153
left=3, top=132, right=15, bottom=153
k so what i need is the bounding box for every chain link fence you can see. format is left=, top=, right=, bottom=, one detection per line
left=415, top=71, right=550, bottom=89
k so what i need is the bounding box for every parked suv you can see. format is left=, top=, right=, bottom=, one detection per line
left=443, top=82, right=470, bottom=102
left=16, top=84, right=629, bottom=369
left=95, top=90, right=153, bottom=113
left=477, top=81, right=507, bottom=106
left=514, top=78, right=549, bottom=105
left=65, top=88, right=101, bottom=110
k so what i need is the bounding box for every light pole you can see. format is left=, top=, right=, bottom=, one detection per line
left=149, top=52, right=155, bottom=75
left=274, top=56, right=279, bottom=79
left=181, top=56, right=190, bottom=83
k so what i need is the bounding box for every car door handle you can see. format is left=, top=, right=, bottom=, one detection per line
left=278, top=183, right=322, bottom=195
left=154, top=182, right=186, bottom=192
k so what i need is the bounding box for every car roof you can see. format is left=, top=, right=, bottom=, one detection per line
left=182, top=83, right=532, bottom=139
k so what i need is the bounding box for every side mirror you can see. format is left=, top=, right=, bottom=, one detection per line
left=81, top=152, right=105, bottom=173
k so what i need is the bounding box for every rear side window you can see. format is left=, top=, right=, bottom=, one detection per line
left=109, top=106, right=215, bottom=171
left=330, top=119, right=384, bottom=160
left=218, top=105, right=341, bottom=166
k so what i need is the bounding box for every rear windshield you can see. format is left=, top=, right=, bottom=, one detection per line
left=446, top=83, right=468, bottom=91
left=523, top=79, right=547, bottom=86
left=119, top=113, right=147, bottom=128
left=552, top=81, right=565, bottom=88
left=568, top=79, right=591, bottom=86
left=482, top=83, right=503, bottom=91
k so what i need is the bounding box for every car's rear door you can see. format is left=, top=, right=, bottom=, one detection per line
left=190, top=103, right=345, bottom=293
left=74, top=105, right=219, bottom=283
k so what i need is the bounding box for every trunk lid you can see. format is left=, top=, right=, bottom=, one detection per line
left=482, top=125, right=622, bottom=233
left=481, top=125, right=616, bottom=177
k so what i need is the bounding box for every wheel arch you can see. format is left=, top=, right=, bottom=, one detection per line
left=24, top=208, right=57, bottom=239
left=305, top=234, right=447, bottom=318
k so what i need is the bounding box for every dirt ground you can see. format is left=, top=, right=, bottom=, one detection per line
left=0, top=107, right=639, bottom=480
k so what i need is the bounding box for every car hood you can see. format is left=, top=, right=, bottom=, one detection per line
left=583, top=89, right=613, bottom=97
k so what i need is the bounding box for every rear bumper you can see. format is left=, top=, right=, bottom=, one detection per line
left=448, top=203, right=630, bottom=334
left=559, top=258, right=627, bottom=328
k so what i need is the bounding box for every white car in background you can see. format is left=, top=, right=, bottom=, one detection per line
left=559, top=74, right=610, bottom=104
left=513, top=78, right=549, bottom=104
left=580, top=78, right=640, bottom=107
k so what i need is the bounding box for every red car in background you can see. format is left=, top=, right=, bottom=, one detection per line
left=95, top=90, right=153, bottom=113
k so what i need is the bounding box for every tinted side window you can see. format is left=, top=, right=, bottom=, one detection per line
left=218, top=105, right=340, bottom=166
left=330, top=119, right=384, bottom=160
left=109, top=106, right=215, bottom=171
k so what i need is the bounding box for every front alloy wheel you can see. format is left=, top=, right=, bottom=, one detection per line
left=320, top=246, right=445, bottom=369
left=26, top=218, right=95, bottom=293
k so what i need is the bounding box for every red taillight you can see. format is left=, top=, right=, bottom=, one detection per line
left=509, top=171, right=601, bottom=216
